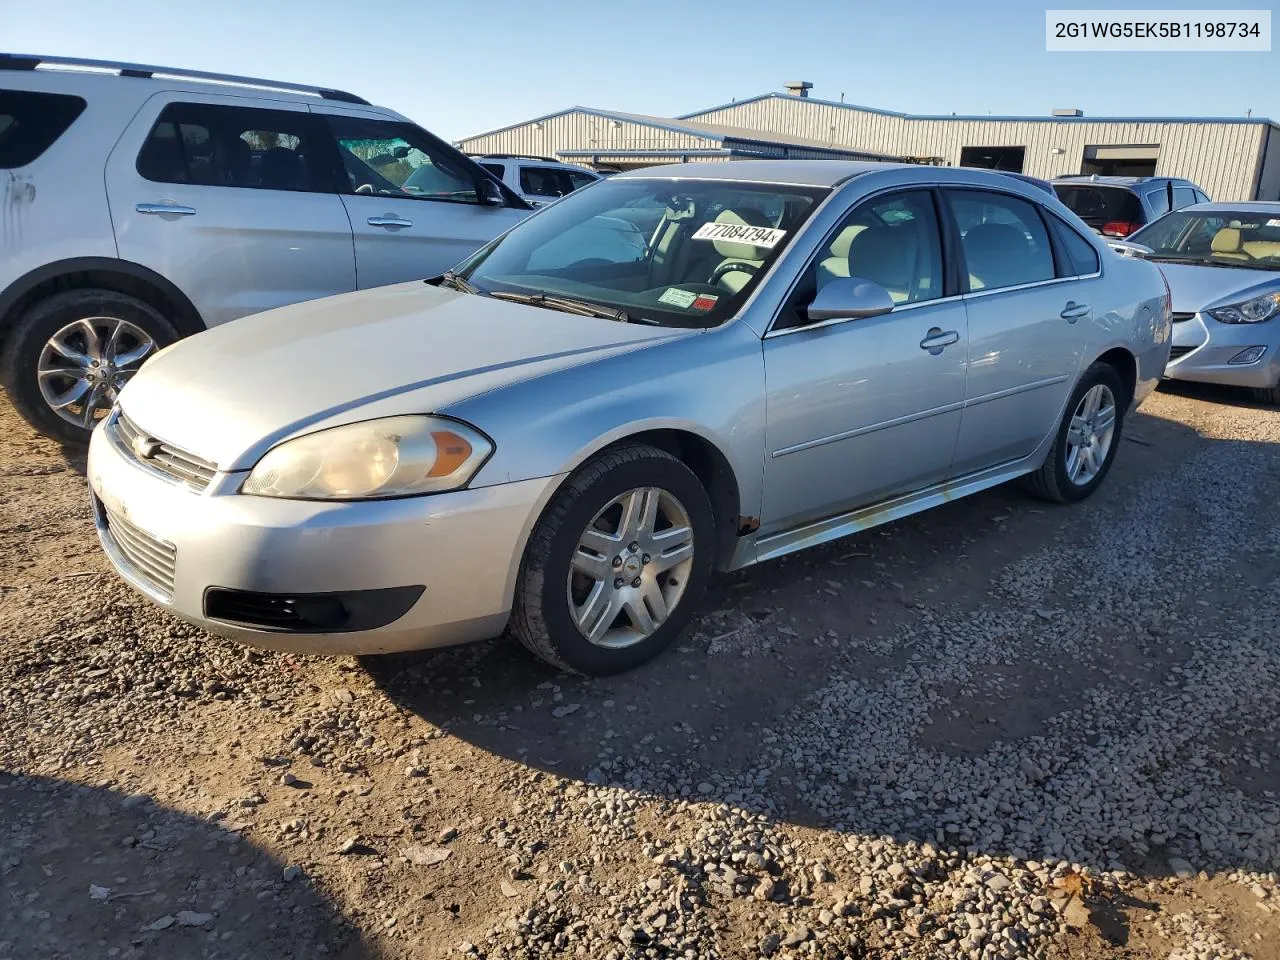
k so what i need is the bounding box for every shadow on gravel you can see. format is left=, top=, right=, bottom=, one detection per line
left=0, top=772, right=376, bottom=960
left=1156, top=378, right=1274, bottom=410
left=361, top=409, right=1280, bottom=885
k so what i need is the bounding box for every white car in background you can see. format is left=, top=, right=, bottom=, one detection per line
left=470, top=154, right=603, bottom=207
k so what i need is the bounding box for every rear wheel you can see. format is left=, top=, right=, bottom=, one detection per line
left=1026, top=362, right=1126, bottom=504
left=0, top=289, right=178, bottom=446
left=511, top=443, right=714, bottom=675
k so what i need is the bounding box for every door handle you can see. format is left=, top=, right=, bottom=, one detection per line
left=136, top=202, right=195, bottom=217
left=1061, top=301, right=1090, bottom=322
left=919, top=328, right=960, bottom=353
left=367, top=215, right=413, bottom=229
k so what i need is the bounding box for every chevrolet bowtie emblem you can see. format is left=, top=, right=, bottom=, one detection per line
left=132, top=434, right=162, bottom=459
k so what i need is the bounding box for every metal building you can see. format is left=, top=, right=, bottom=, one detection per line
left=457, top=84, right=1280, bottom=201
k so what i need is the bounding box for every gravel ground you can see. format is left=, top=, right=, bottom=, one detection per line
left=2, top=383, right=1279, bottom=960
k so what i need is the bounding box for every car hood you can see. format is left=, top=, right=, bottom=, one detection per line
left=119, top=282, right=689, bottom=471
left=1154, top=261, right=1280, bottom=314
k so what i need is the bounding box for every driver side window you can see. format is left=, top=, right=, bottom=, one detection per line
left=323, top=116, right=478, bottom=203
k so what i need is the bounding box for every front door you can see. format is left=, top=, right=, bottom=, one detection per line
left=315, top=109, right=528, bottom=288
left=760, top=189, right=968, bottom=536
left=942, top=188, right=1085, bottom=474
left=105, top=93, right=356, bottom=329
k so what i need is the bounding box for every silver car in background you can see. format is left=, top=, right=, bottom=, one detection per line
left=1118, top=202, right=1280, bottom=404
left=87, top=161, right=1170, bottom=675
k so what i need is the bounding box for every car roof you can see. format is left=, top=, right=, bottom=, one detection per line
left=1051, top=175, right=1192, bottom=187
left=1180, top=201, right=1280, bottom=214
left=614, top=159, right=911, bottom=187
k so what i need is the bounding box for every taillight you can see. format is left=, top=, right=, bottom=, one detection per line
left=1101, top=220, right=1137, bottom=237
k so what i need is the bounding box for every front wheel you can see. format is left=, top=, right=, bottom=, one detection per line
left=1250, top=385, right=1280, bottom=405
left=1025, top=362, right=1127, bottom=504
left=510, top=444, right=715, bottom=675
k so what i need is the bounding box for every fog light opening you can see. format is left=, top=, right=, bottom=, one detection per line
left=1228, top=346, right=1267, bottom=365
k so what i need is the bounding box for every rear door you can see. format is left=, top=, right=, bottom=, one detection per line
left=314, top=109, right=527, bottom=288
left=105, top=93, right=356, bottom=328
left=944, top=188, right=1086, bottom=473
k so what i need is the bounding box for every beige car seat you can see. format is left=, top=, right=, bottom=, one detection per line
left=1210, top=227, right=1251, bottom=261
left=709, top=208, right=775, bottom=293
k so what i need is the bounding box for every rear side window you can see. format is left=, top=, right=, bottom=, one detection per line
left=137, top=102, right=329, bottom=193
left=567, top=169, right=599, bottom=191
left=1053, top=185, right=1144, bottom=226
left=0, top=90, right=86, bottom=168
left=946, top=190, right=1055, bottom=291
left=480, top=162, right=505, bottom=179
left=1172, top=186, right=1196, bottom=209
left=520, top=166, right=572, bottom=198
left=1145, top=187, right=1171, bottom=217
left=1050, top=215, right=1101, bottom=276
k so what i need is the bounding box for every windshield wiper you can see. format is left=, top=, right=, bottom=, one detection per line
left=430, top=271, right=479, bottom=294
left=489, top=291, right=654, bottom=324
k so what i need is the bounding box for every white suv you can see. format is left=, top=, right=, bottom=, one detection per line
left=0, top=53, right=531, bottom=444
left=469, top=154, right=603, bottom=207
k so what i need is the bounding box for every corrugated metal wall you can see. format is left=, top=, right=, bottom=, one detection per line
left=690, top=100, right=1268, bottom=200
left=459, top=111, right=717, bottom=166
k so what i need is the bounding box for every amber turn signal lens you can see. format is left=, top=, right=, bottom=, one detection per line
left=426, top=431, right=474, bottom=477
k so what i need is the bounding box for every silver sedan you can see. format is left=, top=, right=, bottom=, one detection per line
left=87, top=161, right=1170, bottom=675
left=1117, top=202, right=1280, bottom=403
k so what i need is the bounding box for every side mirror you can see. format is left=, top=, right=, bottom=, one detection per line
left=1107, top=239, right=1153, bottom=259
left=392, top=145, right=411, bottom=159
left=478, top=178, right=506, bottom=207
left=805, top=277, right=895, bottom=323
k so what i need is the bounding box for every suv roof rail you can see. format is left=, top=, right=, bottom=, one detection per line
left=0, top=52, right=370, bottom=105
left=470, top=153, right=562, bottom=163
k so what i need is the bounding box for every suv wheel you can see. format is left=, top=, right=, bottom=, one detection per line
left=511, top=443, right=714, bottom=675
left=1026, top=361, right=1127, bottom=504
left=0, top=289, right=178, bottom=446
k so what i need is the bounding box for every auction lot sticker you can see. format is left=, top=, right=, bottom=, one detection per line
left=1046, top=9, right=1270, bottom=51
left=692, top=222, right=787, bottom=248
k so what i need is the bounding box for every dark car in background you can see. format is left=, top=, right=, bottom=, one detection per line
left=1052, top=175, right=1209, bottom=239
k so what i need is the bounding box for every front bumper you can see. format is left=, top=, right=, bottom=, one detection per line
left=1163, top=312, right=1280, bottom=389
left=86, top=421, right=558, bottom=655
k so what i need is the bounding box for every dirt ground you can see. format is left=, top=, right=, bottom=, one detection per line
left=1, top=383, right=1278, bottom=960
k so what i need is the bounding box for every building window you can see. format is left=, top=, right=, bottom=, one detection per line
left=1081, top=144, right=1159, bottom=178
left=959, top=145, right=1026, bottom=172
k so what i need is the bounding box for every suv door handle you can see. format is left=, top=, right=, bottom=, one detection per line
left=367, top=215, right=413, bottom=229
left=1061, top=301, right=1090, bottom=322
left=136, top=202, right=195, bottom=217
left=919, top=328, right=960, bottom=353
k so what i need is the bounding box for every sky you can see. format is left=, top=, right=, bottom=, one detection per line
left=4, top=0, right=1278, bottom=141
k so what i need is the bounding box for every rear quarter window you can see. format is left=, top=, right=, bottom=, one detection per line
left=1052, top=185, right=1143, bottom=226
left=0, top=90, right=87, bottom=168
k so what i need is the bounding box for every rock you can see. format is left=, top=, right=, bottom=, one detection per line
left=551, top=704, right=581, bottom=719
left=144, top=915, right=175, bottom=931
left=404, top=765, right=429, bottom=778
left=754, top=877, right=782, bottom=901
left=280, top=772, right=299, bottom=787
left=985, top=874, right=1011, bottom=892
left=403, top=844, right=452, bottom=866
left=813, top=863, right=835, bottom=883
left=439, top=826, right=459, bottom=843
left=176, top=911, right=213, bottom=928
left=697, top=782, right=714, bottom=794
left=1063, top=897, right=1092, bottom=930
left=1168, top=857, right=1196, bottom=879
left=89, top=884, right=110, bottom=900
left=618, top=925, right=647, bottom=944
left=759, top=932, right=782, bottom=957
left=781, top=925, right=811, bottom=948
left=120, top=793, right=151, bottom=810
left=858, top=875, right=875, bottom=897
left=500, top=879, right=520, bottom=899
left=282, top=865, right=302, bottom=882
left=887, top=863, right=908, bottom=880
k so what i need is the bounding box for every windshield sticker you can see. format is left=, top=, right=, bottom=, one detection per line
left=1269, top=219, right=1280, bottom=228
left=692, top=294, right=719, bottom=311
left=691, top=222, right=787, bottom=248
left=658, top=287, right=698, bottom=308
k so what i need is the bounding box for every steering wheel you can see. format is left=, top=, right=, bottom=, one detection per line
left=709, top=260, right=761, bottom=285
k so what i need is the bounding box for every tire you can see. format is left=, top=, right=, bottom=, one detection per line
left=1025, top=361, right=1127, bottom=504
left=0, top=289, right=179, bottom=446
left=510, top=443, right=715, bottom=676
left=1250, top=386, right=1280, bottom=405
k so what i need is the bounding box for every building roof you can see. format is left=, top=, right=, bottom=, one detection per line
left=456, top=105, right=899, bottom=161
left=612, top=158, right=901, bottom=186
left=680, top=91, right=1280, bottom=130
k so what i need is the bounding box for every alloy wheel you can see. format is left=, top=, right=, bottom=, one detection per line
left=37, top=317, right=156, bottom=428
left=566, top=486, right=695, bottom=649
left=1064, top=383, right=1117, bottom=486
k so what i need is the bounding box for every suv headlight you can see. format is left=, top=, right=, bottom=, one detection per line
left=1208, top=292, right=1280, bottom=324
left=241, top=416, right=492, bottom=500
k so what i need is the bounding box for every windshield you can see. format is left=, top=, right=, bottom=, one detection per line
left=1052, top=185, right=1143, bottom=227
left=1128, top=210, right=1280, bottom=269
left=457, top=177, right=829, bottom=328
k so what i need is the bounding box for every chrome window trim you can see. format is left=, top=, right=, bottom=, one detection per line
left=960, top=273, right=1097, bottom=301
left=762, top=294, right=965, bottom=340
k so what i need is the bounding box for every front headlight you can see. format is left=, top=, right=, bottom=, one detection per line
left=241, top=416, right=492, bottom=500
left=1208, top=292, right=1280, bottom=324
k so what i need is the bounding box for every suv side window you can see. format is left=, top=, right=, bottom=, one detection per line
left=1193, top=189, right=1210, bottom=204
left=1172, top=186, right=1196, bottom=209
left=479, top=162, right=505, bottom=180
left=520, top=166, right=572, bottom=198
left=137, top=102, right=329, bottom=192
left=1145, top=187, right=1171, bottom=217
left=946, top=190, right=1055, bottom=291
left=567, top=169, right=599, bottom=191
left=324, top=116, right=479, bottom=204
left=1049, top=214, right=1101, bottom=277
left=0, top=90, right=87, bottom=168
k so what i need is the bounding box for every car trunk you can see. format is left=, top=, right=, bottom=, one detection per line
left=1053, top=185, right=1145, bottom=236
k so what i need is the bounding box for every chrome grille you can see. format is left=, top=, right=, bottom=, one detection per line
left=111, top=411, right=217, bottom=491
left=101, top=504, right=176, bottom=599
left=1171, top=312, right=1196, bottom=323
